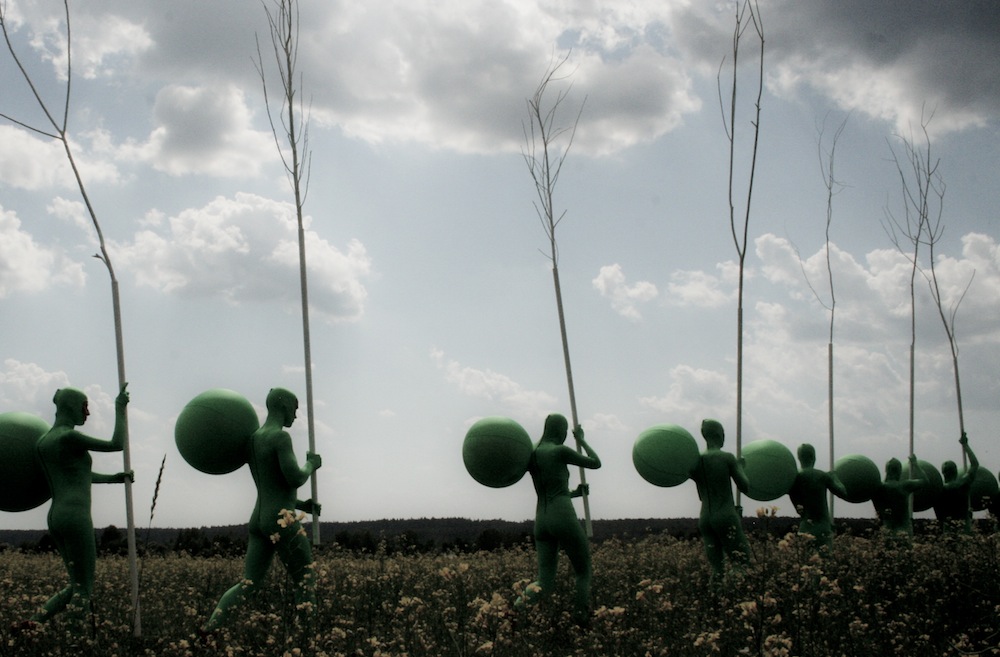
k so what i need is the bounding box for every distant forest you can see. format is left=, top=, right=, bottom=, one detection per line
left=0, top=515, right=959, bottom=557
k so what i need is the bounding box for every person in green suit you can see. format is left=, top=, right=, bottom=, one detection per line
left=203, top=388, right=321, bottom=632
left=515, top=413, right=600, bottom=623
left=872, top=454, right=926, bottom=538
left=789, top=443, right=849, bottom=551
left=33, top=384, right=131, bottom=624
left=934, top=433, right=979, bottom=533
left=690, top=419, right=750, bottom=577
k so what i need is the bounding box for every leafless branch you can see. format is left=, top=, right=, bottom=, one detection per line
left=521, top=51, right=585, bottom=266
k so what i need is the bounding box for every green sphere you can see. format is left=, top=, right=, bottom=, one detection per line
left=0, top=412, right=52, bottom=512
left=175, top=389, right=259, bottom=475
left=969, top=468, right=999, bottom=512
left=462, top=417, right=532, bottom=488
left=903, top=459, right=943, bottom=512
left=632, top=424, right=699, bottom=487
left=834, top=454, right=882, bottom=503
left=742, top=439, right=797, bottom=501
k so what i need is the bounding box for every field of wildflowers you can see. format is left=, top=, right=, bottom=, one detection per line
left=1, top=515, right=998, bottom=657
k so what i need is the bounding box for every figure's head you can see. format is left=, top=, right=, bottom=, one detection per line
left=701, top=419, right=724, bottom=448
left=797, top=443, right=816, bottom=468
left=941, top=460, right=958, bottom=482
left=542, top=413, right=569, bottom=444
left=53, top=387, right=89, bottom=426
left=265, top=387, right=298, bottom=427
left=885, top=457, right=902, bottom=481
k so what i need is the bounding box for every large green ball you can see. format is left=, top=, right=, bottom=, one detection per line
left=834, top=454, right=882, bottom=503
left=632, top=424, right=699, bottom=487
left=969, top=468, right=999, bottom=512
left=0, top=412, right=52, bottom=512
left=174, top=389, right=259, bottom=475
left=462, top=417, right=533, bottom=488
left=903, top=459, right=943, bottom=512
left=742, top=439, right=797, bottom=502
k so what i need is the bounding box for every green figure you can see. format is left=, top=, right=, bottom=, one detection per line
left=203, top=388, right=322, bottom=632
left=934, top=433, right=979, bottom=533
left=33, top=384, right=131, bottom=624
left=690, top=419, right=750, bottom=576
left=871, top=455, right=926, bottom=537
left=788, top=443, right=848, bottom=551
left=515, top=414, right=601, bottom=622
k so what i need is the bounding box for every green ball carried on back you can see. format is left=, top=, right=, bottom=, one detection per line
left=969, top=468, right=998, bottom=512
left=833, top=454, right=882, bottom=503
left=632, top=424, right=699, bottom=487
left=175, top=389, right=260, bottom=475
left=0, top=412, right=52, bottom=512
left=742, top=439, right=797, bottom=501
left=462, top=416, right=533, bottom=488
left=903, top=458, right=943, bottom=512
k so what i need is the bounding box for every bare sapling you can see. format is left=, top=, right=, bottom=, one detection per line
left=255, top=0, right=321, bottom=544
left=522, top=52, right=593, bottom=536
left=716, top=0, right=764, bottom=506
left=0, top=0, right=141, bottom=636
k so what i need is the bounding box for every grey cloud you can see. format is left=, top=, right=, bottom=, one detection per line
left=765, top=0, right=1000, bottom=128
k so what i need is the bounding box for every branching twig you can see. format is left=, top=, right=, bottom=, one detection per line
left=882, top=109, right=941, bottom=457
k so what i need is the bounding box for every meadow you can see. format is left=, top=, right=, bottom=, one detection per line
left=1, top=515, right=998, bottom=657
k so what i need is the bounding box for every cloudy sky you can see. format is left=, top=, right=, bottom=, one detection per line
left=1, top=0, right=998, bottom=532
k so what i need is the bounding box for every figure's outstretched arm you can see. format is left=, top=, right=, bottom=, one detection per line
left=565, top=426, right=601, bottom=469
left=961, top=433, right=979, bottom=481
left=732, top=455, right=750, bottom=495
left=828, top=471, right=849, bottom=500
left=296, top=498, right=321, bottom=515
left=93, top=470, right=133, bottom=484
left=277, top=433, right=320, bottom=488
left=75, top=383, right=130, bottom=453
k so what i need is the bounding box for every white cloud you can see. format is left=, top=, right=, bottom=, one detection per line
left=430, top=348, right=557, bottom=418
left=648, top=231, right=1000, bottom=452
left=260, top=0, right=700, bottom=155
left=0, top=127, right=70, bottom=191
left=639, top=364, right=734, bottom=423
left=0, top=359, right=122, bottom=434
left=759, top=0, right=1000, bottom=136
left=46, top=197, right=93, bottom=235
left=0, top=359, right=71, bottom=411
left=0, top=204, right=86, bottom=297
left=114, top=192, right=371, bottom=322
left=0, top=125, right=123, bottom=191
left=592, top=263, right=658, bottom=320
left=8, top=4, right=152, bottom=80
left=665, top=263, right=741, bottom=308
left=120, top=84, right=276, bottom=178
left=584, top=412, right=628, bottom=434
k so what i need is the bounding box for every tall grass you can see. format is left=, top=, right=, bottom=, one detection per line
left=0, top=525, right=997, bottom=656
